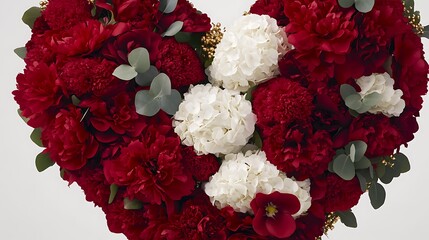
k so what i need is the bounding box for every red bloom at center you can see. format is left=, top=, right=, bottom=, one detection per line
left=250, top=192, right=300, bottom=238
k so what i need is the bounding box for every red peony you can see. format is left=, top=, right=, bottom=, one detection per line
left=41, top=106, right=99, bottom=170
left=106, top=0, right=160, bottom=31
left=24, top=31, right=56, bottom=65
left=13, top=62, right=64, bottom=128
left=249, top=0, right=288, bottom=26
left=156, top=38, right=206, bottom=89
left=181, top=147, right=220, bottom=182
left=103, top=123, right=195, bottom=208
left=42, top=0, right=92, bottom=30
left=323, top=174, right=364, bottom=212
left=250, top=192, right=300, bottom=238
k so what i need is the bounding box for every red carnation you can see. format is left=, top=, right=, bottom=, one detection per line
left=252, top=77, right=314, bottom=129
left=59, top=58, right=124, bottom=98
left=250, top=192, right=300, bottom=238
left=103, top=124, right=195, bottom=207
left=25, top=32, right=56, bottom=65
left=323, top=174, right=364, bottom=212
left=250, top=0, right=288, bottom=26
left=156, top=38, right=206, bottom=89
left=181, top=147, right=220, bottom=182
left=13, top=62, right=64, bottom=128
left=42, top=0, right=92, bottom=30
left=106, top=0, right=160, bottom=30
left=41, top=106, right=99, bottom=170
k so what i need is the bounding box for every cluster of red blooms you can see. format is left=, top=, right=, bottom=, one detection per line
left=13, top=0, right=428, bottom=239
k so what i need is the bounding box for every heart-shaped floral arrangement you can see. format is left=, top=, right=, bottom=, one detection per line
left=14, top=0, right=429, bottom=239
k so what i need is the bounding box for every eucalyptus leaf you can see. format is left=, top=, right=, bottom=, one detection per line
left=349, top=144, right=356, bottom=162
left=175, top=32, right=192, bottom=43
left=22, top=7, right=41, bottom=29
left=108, top=184, right=118, bottom=204
left=128, top=48, right=150, bottom=74
left=354, top=157, right=371, bottom=170
left=354, top=0, right=375, bottom=13
left=159, top=0, right=178, bottom=13
left=14, top=47, right=27, bottom=60
left=333, top=154, right=355, bottom=181
left=162, top=21, right=184, bottom=37
left=30, top=128, right=43, bottom=147
left=160, top=90, right=182, bottom=115
left=394, top=153, right=411, bottom=173
left=403, top=0, right=415, bottom=11
left=151, top=73, right=172, bottom=97
left=369, top=164, right=374, bottom=179
left=345, top=94, right=362, bottom=110
left=135, top=90, right=161, bottom=116
left=338, top=0, right=355, bottom=8
left=368, top=181, right=386, bottom=209
left=340, top=84, right=357, bottom=99
left=328, top=161, right=334, bottom=173
left=71, top=95, right=81, bottom=106
left=124, top=198, right=143, bottom=210
left=113, top=64, right=138, bottom=81
left=17, top=109, right=29, bottom=123
left=337, top=210, right=358, bottom=228
left=375, top=162, right=386, bottom=178
left=380, top=168, right=395, bottom=184
left=35, top=152, right=55, bottom=172
left=252, top=131, right=263, bottom=149
left=423, top=25, right=429, bottom=39
left=351, top=141, right=367, bottom=162
left=362, top=92, right=382, bottom=107
left=356, top=172, right=367, bottom=192
left=136, top=66, right=159, bottom=86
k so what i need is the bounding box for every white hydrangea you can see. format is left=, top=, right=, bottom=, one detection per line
left=356, top=73, right=405, bottom=117
left=173, top=84, right=256, bottom=155
left=204, top=150, right=311, bottom=217
left=207, top=14, right=291, bottom=92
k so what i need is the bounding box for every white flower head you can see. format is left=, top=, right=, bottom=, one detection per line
left=207, top=14, right=291, bottom=92
left=173, top=84, right=256, bottom=155
left=204, top=150, right=311, bottom=217
left=356, top=73, right=405, bottom=117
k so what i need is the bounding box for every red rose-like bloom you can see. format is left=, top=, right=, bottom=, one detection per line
left=25, top=31, right=56, bottom=65
left=323, top=174, right=363, bottom=212
left=42, top=0, right=92, bottom=30
left=59, top=58, right=124, bottom=97
left=252, top=78, right=314, bottom=129
left=250, top=0, right=288, bottom=26
left=156, top=0, right=211, bottom=33
left=41, top=106, right=99, bottom=170
left=250, top=192, right=300, bottom=238
left=156, top=38, right=206, bottom=89
left=13, top=62, right=64, bottom=128
left=107, top=0, right=160, bottom=30
left=348, top=115, right=403, bottom=158
left=51, top=20, right=112, bottom=57
left=181, top=147, right=219, bottom=182
left=103, top=125, right=195, bottom=206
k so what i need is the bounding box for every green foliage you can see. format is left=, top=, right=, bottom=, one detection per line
left=336, top=210, right=358, bottom=228
left=368, top=181, right=386, bottom=209
left=108, top=184, right=118, bottom=204
left=422, top=25, right=429, bottom=39
left=17, top=109, right=29, bottom=123
left=22, top=7, right=41, bottom=29
left=14, top=47, right=26, bottom=60
left=338, top=0, right=375, bottom=13
left=113, top=64, right=138, bottom=81
left=162, top=21, right=184, bottom=37
left=252, top=130, right=263, bottom=149
left=35, top=152, right=54, bottom=172
left=136, top=66, right=159, bottom=87
left=329, top=141, right=369, bottom=181
left=340, top=84, right=382, bottom=114
left=30, top=128, right=43, bottom=147
left=124, top=198, right=143, bottom=210
left=71, top=95, right=81, bottom=106
left=159, top=0, right=178, bottom=13
left=128, top=48, right=150, bottom=73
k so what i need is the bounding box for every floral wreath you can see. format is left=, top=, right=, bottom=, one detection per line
left=14, top=0, right=429, bottom=239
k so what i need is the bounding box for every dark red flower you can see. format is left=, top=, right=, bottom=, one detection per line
left=181, top=147, right=219, bottom=182
left=323, top=174, right=363, bottom=212
left=59, top=58, right=125, bottom=98
left=13, top=62, right=64, bottom=128
left=250, top=192, right=300, bottom=238
left=250, top=0, right=288, bottom=26
left=156, top=38, right=206, bottom=89
left=42, top=0, right=92, bottom=30
left=41, top=106, right=99, bottom=170
left=108, top=0, right=160, bottom=30
left=24, top=31, right=56, bottom=65
left=103, top=123, right=195, bottom=207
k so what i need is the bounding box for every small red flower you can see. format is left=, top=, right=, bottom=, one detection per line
left=250, top=192, right=300, bottom=238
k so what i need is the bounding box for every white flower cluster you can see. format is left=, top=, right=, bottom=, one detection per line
left=204, top=150, right=311, bottom=216
left=207, top=14, right=291, bottom=92
left=356, top=73, right=405, bottom=117
left=173, top=84, right=256, bottom=155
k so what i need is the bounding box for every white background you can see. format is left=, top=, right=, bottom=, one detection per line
left=0, top=1, right=428, bottom=239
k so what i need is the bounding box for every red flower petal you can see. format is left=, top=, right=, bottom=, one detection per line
left=266, top=213, right=296, bottom=238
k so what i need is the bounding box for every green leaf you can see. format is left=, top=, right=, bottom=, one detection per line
left=356, top=172, right=367, bottom=192
left=159, top=0, right=178, bottom=13
left=30, top=128, right=43, bottom=147
left=124, top=198, right=143, bottom=210
left=175, top=32, right=192, bottom=43
left=336, top=210, right=358, bottom=228
left=135, top=90, right=161, bottom=116
left=362, top=92, right=382, bottom=107
left=368, top=181, right=386, bottom=209
left=60, top=168, right=65, bottom=180
left=128, top=48, right=150, bottom=74
left=113, top=64, right=137, bottom=81
left=379, top=168, right=395, bottom=184
left=375, top=162, right=386, bottom=178
left=35, top=152, right=55, bottom=172
left=422, top=25, right=429, bottom=39
left=355, top=0, right=375, bottom=13
left=135, top=66, right=159, bottom=86
left=151, top=73, right=171, bottom=97
left=350, top=141, right=367, bottom=162
left=162, top=21, right=184, bottom=37
left=340, top=84, right=357, bottom=99
left=345, top=94, right=362, bottom=110
left=22, top=7, right=41, bottom=29
left=108, top=184, right=118, bottom=204
left=333, top=154, right=356, bottom=181
left=403, top=0, right=415, bottom=11
left=394, top=153, right=411, bottom=173
left=160, top=90, right=182, bottom=115
left=71, top=95, right=81, bottom=106
left=14, top=47, right=27, bottom=60
left=354, top=157, right=371, bottom=169
left=328, top=161, right=334, bottom=173
left=245, top=86, right=257, bottom=101
left=18, top=109, right=29, bottom=123
left=338, top=0, right=355, bottom=8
